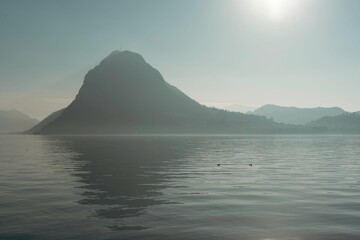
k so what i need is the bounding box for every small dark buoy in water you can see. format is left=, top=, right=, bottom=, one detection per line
left=249, top=164, right=253, bottom=167
left=217, top=164, right=221, bottom=166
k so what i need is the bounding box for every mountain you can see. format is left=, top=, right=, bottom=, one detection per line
left=306, top=113, right=360, bottom=133
left=30, top=50, right=293, bottom=135
left=249, top=104, right=345, bottom=125
left=0, top=109, right=39, bottom=133
left=25, top=108, right=64, bottom=134
left=222, top=104, right=257, bottom=113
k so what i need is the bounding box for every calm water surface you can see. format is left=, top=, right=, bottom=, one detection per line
left=0, top=134, right=360, bottom=240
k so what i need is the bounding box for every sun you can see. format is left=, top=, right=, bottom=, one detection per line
left=266, top=0, right=286, bottom=20
left=249, top=0, right=301, bottom=21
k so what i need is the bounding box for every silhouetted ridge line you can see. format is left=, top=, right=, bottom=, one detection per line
left=306, top=113, right=360, bottom=133
left=0, top=109, right=39, bottom=133
left=29, top=50, right=297, bottom=134
left=25, top=109, right=64, bottom=134
left=249, top=104, right=345, bottom=125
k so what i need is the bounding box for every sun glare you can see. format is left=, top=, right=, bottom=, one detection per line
left=249, top=0, right=301, bottom=21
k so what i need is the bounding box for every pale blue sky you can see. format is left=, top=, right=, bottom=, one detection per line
left=1, top=0, right=359, bottom=119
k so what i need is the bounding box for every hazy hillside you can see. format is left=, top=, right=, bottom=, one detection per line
left=25, top=109, right=64, bottom=134
left=249, top=104, right=345, bottom=125
left=31, top=51, right=292, bottom=135
left=222, top=104, right=257, bottom=113
left=306, top=113, right=360, bottom=133
left=0, top=110, right=39, bottom=133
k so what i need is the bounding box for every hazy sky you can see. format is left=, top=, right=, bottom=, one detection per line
left=1, top=0, right=360, bottom=119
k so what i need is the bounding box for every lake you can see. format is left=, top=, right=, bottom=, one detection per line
left=0, top=134, right=360, bottom=240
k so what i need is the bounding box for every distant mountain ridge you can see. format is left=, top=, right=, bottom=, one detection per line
left=30, top=51, right=289, bottom=134
left=307, top=113, right=360, bottom=133
left=249, top=104, right=345, bottom=125
left=25, top=109, right=64, bottom=134
left=0, top=109, right=39, bottom=133
left=222, top=104, right=257, bottom=113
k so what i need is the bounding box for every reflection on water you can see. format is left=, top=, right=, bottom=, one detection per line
left=1, top=135, right=360, bottom=240
left=58, top=136, right=194, bottom=223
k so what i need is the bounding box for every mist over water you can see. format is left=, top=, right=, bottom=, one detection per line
left=1, top=134, right=360, bottom=240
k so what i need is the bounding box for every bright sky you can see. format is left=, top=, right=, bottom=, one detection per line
left=1, top=0, right=359, bottom=119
